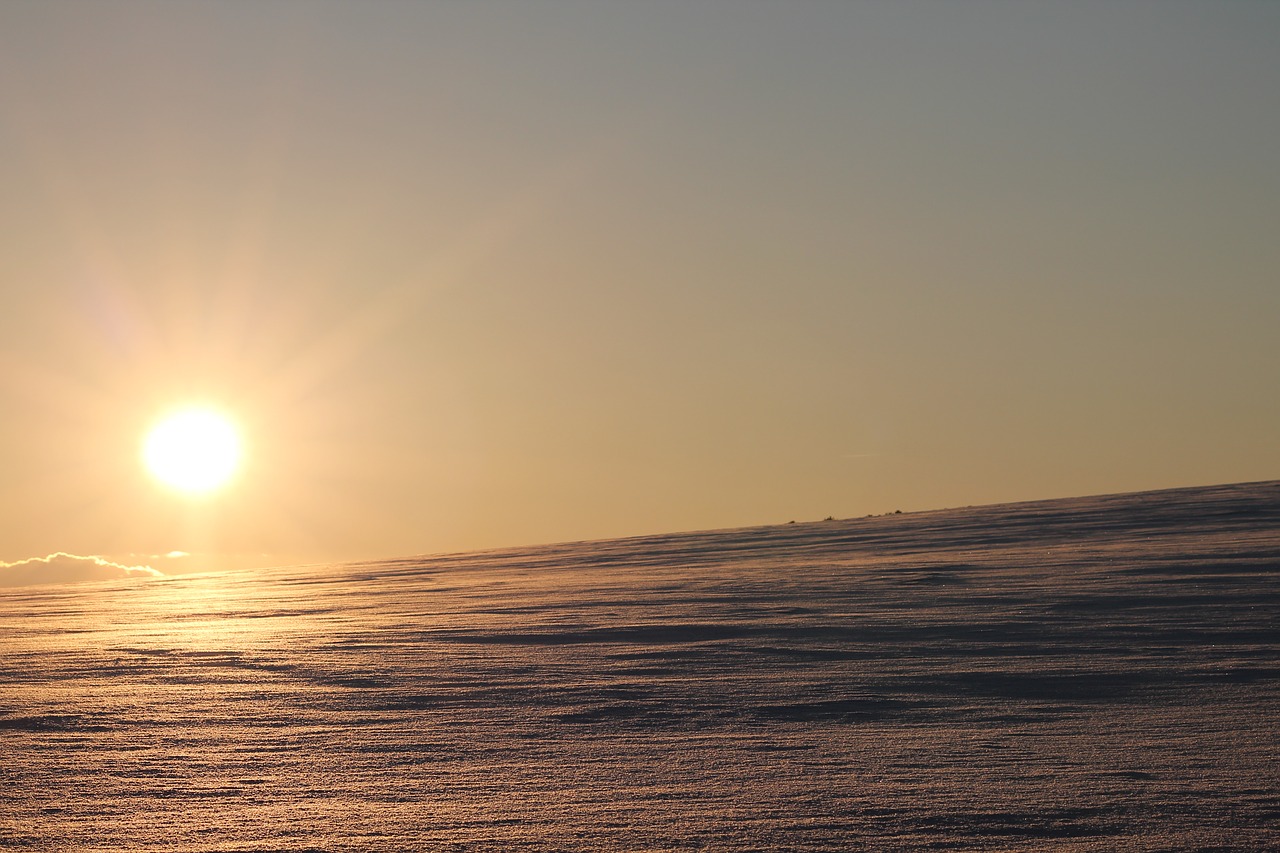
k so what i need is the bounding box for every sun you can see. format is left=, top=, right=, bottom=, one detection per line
left=143, top=408, right=242, bottom=494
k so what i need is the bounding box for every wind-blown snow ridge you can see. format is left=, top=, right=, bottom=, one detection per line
left=1, top=480, right=1276, bottom=850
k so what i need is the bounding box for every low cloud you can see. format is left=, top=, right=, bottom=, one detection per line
left=0, top=553, right=163, bottom=588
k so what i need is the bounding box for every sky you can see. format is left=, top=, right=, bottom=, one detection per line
left=1, top=1, right=1277, bottom=577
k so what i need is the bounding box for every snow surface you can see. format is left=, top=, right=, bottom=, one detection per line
left=2, top=481, right=1277, bottom=850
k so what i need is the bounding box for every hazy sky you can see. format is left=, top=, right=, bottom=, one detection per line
left=2, top=1, right=1277, bottom=571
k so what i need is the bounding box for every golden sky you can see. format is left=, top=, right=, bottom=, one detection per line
left=1, top=2, right=1277, bottom=572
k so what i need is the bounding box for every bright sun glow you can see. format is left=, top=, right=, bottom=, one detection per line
left=143, top=409, right=242, bottom=494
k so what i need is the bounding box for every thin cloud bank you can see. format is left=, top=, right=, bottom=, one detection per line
left=0, top=553, right=163, bottom=588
